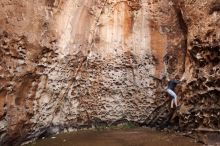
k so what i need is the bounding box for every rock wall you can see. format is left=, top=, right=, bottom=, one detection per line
left=175, top=0, right=220, bottom=131
left=0, top=0, right=219, bottom=145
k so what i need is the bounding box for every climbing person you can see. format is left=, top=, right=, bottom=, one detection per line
left=166, top=77, right=183, bottom=108
left=149, top=75, right=184, bottom=108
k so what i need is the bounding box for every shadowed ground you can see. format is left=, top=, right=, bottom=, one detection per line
left=25, top=128, right=201, bottom=146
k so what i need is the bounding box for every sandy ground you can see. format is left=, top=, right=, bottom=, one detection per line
left=25, top=128, right=202, bottom=146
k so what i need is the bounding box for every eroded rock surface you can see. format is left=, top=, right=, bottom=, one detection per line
left=0, top=0, right=219, bottom=145
left=175, top=0, right=220, bottom=131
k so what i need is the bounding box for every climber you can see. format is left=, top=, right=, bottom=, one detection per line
left=149, top=75, right=184, bottom=108
left=166, top=78, right=182, bottom=109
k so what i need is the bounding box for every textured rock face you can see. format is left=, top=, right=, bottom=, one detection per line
left=175, top=0, right=220, bottom=131
left=0, top=0, right=219, bottom=145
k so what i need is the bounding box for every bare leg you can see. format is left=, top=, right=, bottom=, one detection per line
left=167, top=89, right=178, bottom=108
left=171, top=99, right=174, bottom=108
left=174, top=97, right=178, bottom=107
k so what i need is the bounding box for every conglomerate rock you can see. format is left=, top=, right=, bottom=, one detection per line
left=0, top=0, right=219, bottom=145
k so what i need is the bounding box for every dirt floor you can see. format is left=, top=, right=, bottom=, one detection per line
left=24, top=128, right=202, bottom=146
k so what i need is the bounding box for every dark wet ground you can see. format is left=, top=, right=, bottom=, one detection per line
left=25, top=128, right=202, bottom=146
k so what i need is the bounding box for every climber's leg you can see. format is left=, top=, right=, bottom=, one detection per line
left=174, top=95, right=178, bottom=107
left=171, top=99, right=174, bottom=108
left=166, top=88, right=178, bottom=108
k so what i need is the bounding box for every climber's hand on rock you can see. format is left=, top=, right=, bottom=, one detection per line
left=180, top=76, right=185, bottom=82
